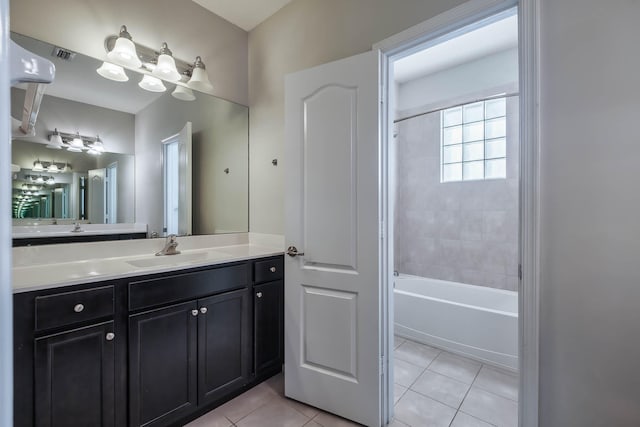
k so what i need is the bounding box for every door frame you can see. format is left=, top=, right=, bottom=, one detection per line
left=374, top=0, right=540, bottom=425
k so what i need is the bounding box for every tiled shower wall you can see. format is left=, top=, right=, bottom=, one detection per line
left=394, top=96, right=519, bottom=291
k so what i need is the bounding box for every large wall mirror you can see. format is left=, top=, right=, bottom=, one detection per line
left=10, top=32, right=249, bottom=236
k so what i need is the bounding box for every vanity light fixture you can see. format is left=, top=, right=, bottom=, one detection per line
left=171, top=84, right=196, bottom=101
left=96, top=61, right=129, bottom=82
left=139, top=74, right=166, bottom=92
left=187, top=56, right=213, bottom=92
left=47, top=163, right=60, bottom=173
left=32, top=160, right=44, bottom=172
left=106, top=25, right=142, bottom=69
left=102, top=26, right=213, bottom=90
left=152, top=43, right=181, bottom=83
left=46, top=128, right=64, bottom=150
left=90, top=135, right=105, bottom=153
left=70, top=132, right=85, bottom=150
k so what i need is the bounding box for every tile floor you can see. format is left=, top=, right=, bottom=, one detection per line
left=186, top=336, right=518, bottom=427
left=393, top=337, right=518, bottom=427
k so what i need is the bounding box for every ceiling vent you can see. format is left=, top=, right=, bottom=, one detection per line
left=52, top=46, right=76, bottom=61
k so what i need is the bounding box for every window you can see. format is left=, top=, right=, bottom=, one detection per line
left=441, top=97, right=507, bottom=182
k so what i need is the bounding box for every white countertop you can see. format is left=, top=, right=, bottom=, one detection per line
left=12, top=233, right=284, bottom=293
left=13, top=223, right=148, bottom=239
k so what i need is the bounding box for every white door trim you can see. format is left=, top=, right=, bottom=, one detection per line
left=374, top=0, right=540, bottom=426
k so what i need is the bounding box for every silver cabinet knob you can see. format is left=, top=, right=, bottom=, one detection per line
left=74, top=304, right=84, bottom=313
left=200, top=307, right=208, bottom=314
left=270, top=266, right=276, bottom=273
left=106, top=333, right=115, bottom=341
left=256, top=292, right=263, bottom=298
left=191, top=309, right=199, bottom=316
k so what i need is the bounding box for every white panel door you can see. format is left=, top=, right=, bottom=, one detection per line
left=284, top=51, right=381, bottom=427
left=162, top=122, right=192, bottom=236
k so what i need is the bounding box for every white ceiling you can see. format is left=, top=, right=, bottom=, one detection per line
left=394, top=14, right=518, bottom=84
left=192, top=0, right=294, bottom=31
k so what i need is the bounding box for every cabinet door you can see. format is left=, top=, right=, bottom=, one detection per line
left=198, top=288, right=251, bottom=405
left=34, top=321, right=115, bottom=427
left=254, top=281, right=284, bottom=376
left=129, top=301, right=198, bottom=427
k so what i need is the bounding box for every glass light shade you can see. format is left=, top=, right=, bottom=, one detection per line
left=138, top=75, right=166, bottom=92
left=87, top=148, right=102, bottom=156
left=47, top=163, right=59, bottom=173
left=32, top=161, right=44, bottom=172
left=152, top=54, right=181, bottom=82
left=70, top=135, right=84, bottom=149
left=172, top=85, right=196, bottom=101
left=188, top=67, right=213, bottom=92
left=107, top=37, right=142, bottom=68
left=91, top=141, right=105, bottom=152
left=66, top=147, right=82, bottom=153
left=35, top=176, right=44, bottom=184
left=46, top=133, right=63, bottom=149
left=96, top=62, right=129, bottom=82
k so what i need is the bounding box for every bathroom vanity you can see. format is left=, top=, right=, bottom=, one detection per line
left=12, top=236, right=284, bottom=427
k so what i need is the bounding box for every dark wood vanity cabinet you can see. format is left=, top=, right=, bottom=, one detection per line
left=14, top=255, right=284, bottom=427
left=34, top=321, right=116, bottom=427
left=253, top=257, right=284, bottom=379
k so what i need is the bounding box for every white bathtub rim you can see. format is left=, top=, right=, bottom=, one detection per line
left=396, top=325, right=519, bottom=372
left=397, top=273, right=518, bottom=297
left=395, top=288, right=518, bottom=318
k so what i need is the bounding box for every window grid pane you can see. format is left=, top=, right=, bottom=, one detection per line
left=440, top=97, right=507, bottom=182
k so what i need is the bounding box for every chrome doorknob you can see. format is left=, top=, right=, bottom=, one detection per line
left=287, top=246, right=304, bottom=257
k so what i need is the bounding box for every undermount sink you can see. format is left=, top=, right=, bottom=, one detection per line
left=126, top=252, right=213, bottom=268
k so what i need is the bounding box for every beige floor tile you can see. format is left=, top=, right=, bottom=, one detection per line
left=215, top=382, right=277, bottom=422
left=284, top=396, right=321, bottom=419
left=263, top=372, right=285, bottom=396
left=394, top=358, right=424, bottom=387
left=459, top=387, right=518, bottom=427
left=312, top=411, right=363, bottom=426
left=394, top=390, right=457, bottom=427
left=450, top=411, right=494, bottom=427
left=394, top=340, right=440, bottom=368
left=236, top=398, right=310, bottom=427
left=388, top=418, right=410, bottom=426
left=428, top=352, right=482, bottom=384
left=183, top=409, right=233, bottom=427
left=473, top=365, right=519, bottom=401
left=394, top=383, right=408, bottom=405
left=411, top=370, right=471, bottom=409
left=304, top=421, right=323, bottom=427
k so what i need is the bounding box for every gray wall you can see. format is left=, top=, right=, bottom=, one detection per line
left=135, top=92, right=248, bottom=236
left=248, top=0, right=468, bottom=234
left=10, top=0, right=248, bottom=106
left=394, top=97, right=519, bottom=291
left=539, top=1, right=640, bottom=425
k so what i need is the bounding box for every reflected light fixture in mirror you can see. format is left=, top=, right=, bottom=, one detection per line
left=96, top=61, right=129, bottom=82
left=107, top=25, right=142, bottom=69
left=188, top=56, right=213, bottom=92
left=139, top=74, right=166, bottom=92
left=152, top=43, right=181, bottom=83
left=90, top=135, right=105, bottom=153
left=32, top=160, right=44, bottom=171
left=46, top=128, right=63, bottom=149
left=172, top=85, right=195, bottom=101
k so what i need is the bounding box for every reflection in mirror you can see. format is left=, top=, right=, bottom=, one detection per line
left=10, top=32, right=249, bottom=235
left=162, top=122, right=192, bottom=236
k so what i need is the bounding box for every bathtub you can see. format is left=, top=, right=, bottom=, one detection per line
left=394, top=274, right=518, bottom=371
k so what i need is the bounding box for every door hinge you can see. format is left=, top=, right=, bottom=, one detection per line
left=518, top=264, right=523, bottom=281
left=380, top=221, right=385, bottom=240
left=380, top=356, right=386, bottom=377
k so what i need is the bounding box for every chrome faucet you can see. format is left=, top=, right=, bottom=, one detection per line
left=156, top=234, right=181, bottom=256
left=70, top=222, right=83, bottom=232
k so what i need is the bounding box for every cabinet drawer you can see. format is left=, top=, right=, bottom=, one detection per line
left=35, top=286, right=114, bottom=331
left=253, top=258, right=283, bottom=284
left=129, top=263, right=248, bottom=311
